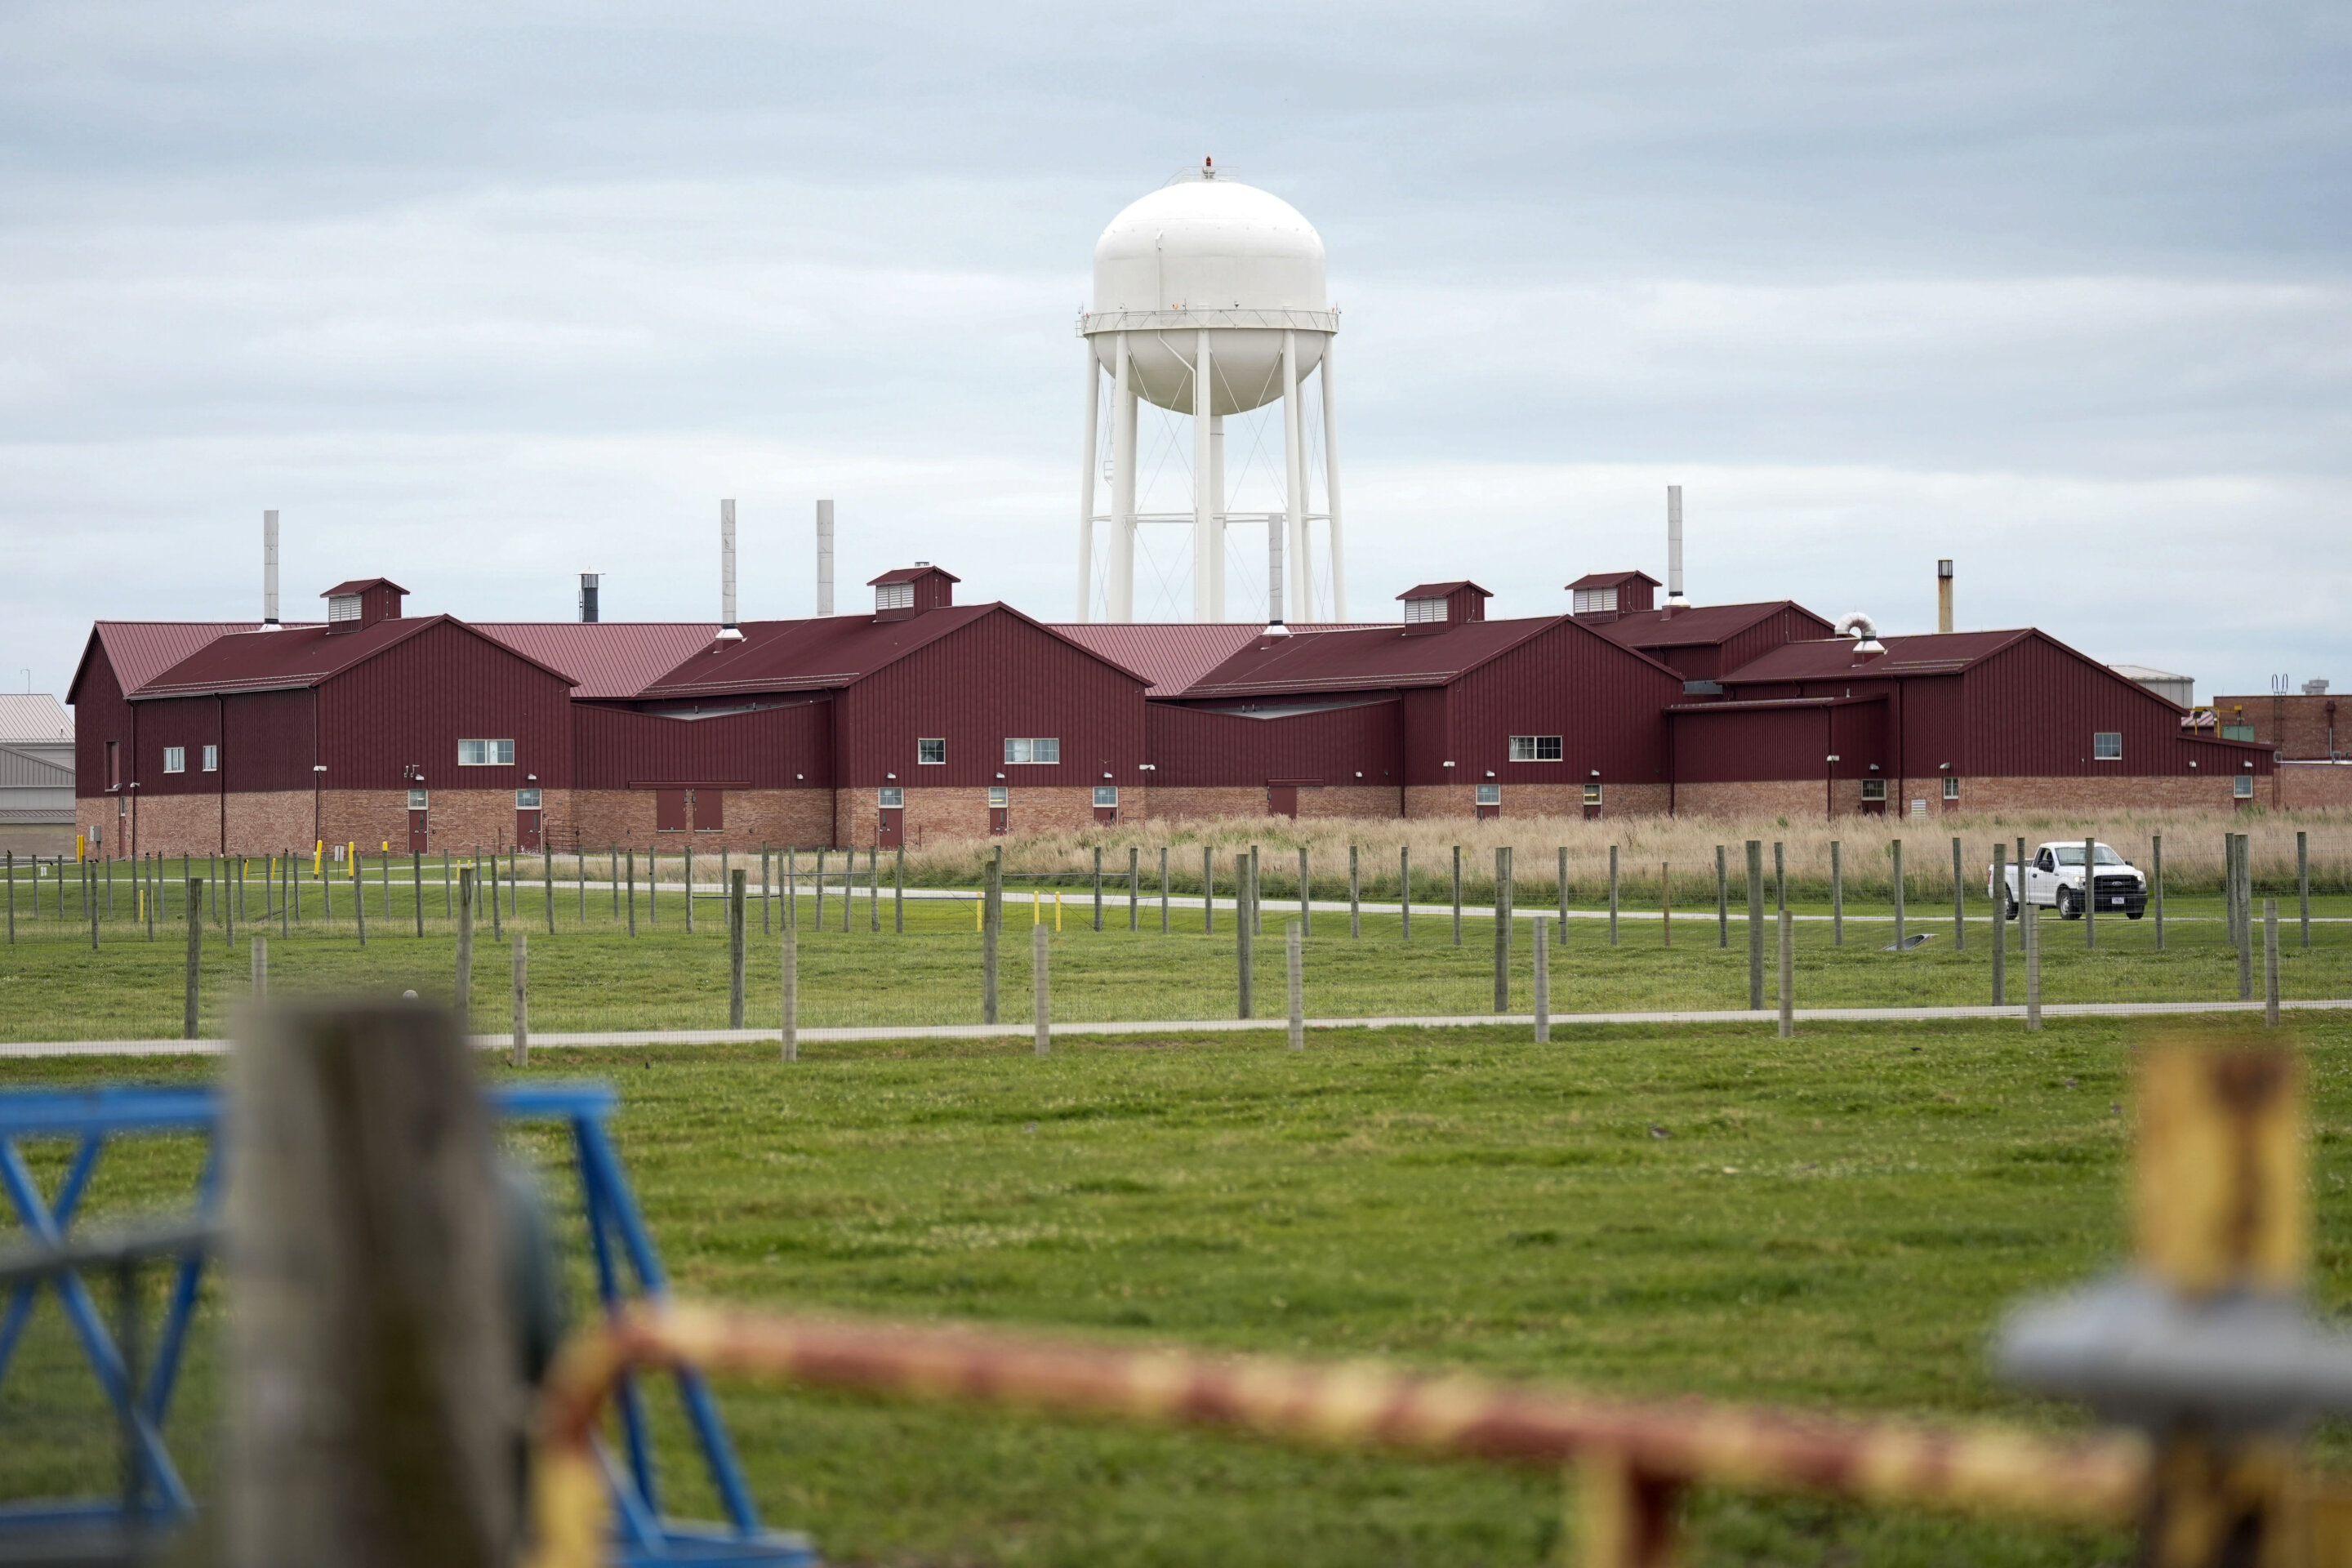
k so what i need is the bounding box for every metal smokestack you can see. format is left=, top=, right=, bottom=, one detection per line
left=579, top=572, right=600, bottom=623
left=816, top=499, right=835, bottom=617
left=1937, top=558, right=1954, bottom=635
left=1264, top=514, right=1289, bottom=636
left=716, top=499, right=743, bottom=640
left=1665, top=485, right=1686, bottom=608
left=261, top=510, right=282, bottom=630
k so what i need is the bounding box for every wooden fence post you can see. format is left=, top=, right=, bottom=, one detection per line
left=1991, top=845, right=2007, bottom=1006
left=1236, top=850, right=1254, bottom=1019
left=1556, top=845, right=1568, bottom=947
left=1399, top=846, right=1410, bottom=942
left=1160, top=847, right=1169, bottom=934
left=1033, top=920, right=1050, bottom=1055
left=1891, top=838, right=1905, bottom=947
left=1606, top=845, right=1619, bottom=947
left=1202, top=846, right=1214, bottom=933
left=543, top=844, right=554, bottom=935
left=1950, top=835, right=1966, bottom=949
left=224, top=1000, right=517, bottom=1567
left=2236, top=835, right=2254, bottom=1001
left=781, top=926, right=799, bottom=1062
left=2025, top=901, right=2042, bottom=1031
left=457, top=867, right=474, bottom=1028
left=2297, top=831, right=2310, bottom=951
left=414, top=852, right=425, bottom=938
left=511, top=931, right=528, bottom=1068
left=1745, top=841, right=1764, bottom=1009
left=1286, top=921, right=1304, bottom=1051
left=1717, top=844, right=1729, bottom=948
left=2152, top=834, right=2165, bottom=950
left=2082, top=833, right=2096, bottom=949
left=729, top=870, right=747, bottom=1030
left=2265, top=898, right=2281, bottom=1028
left=1129, top=846, right=1139, bottom=932
left=1349, top=844, right=1361, bottom=939
left=1532, top=917, right=1550, bottom=1044
left=1093, top=846, right=1103, bottom=932
left=1493, top=847, right=1513, bottom=1013
left=252, top=933, right=267, bottom=996
left=982, top=848, right=1001, bottom=1025
left=625, top=849, right=637, bottom=938
left=1777, top=907, right=1794, bottom=1040
left=1830, top=840, right=1843, bottom=947
left=1450, top=844, right=1463, bottom=947
left=184, top=880, right=203, bottom=1039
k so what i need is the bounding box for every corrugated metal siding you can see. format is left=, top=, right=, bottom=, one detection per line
left=836, top=610, right=1146, bottom=788
left=1427, top=621, right=1682, bottom=787
left=127, top=695, right=224, bottom=798
left=574, top=701, right=831, bottom=789
left=1146, top=701, right=1401, bottom=786
left=73, top=642, right=129, bottom=797
left=222, top=689, right=318, bottom=793
left=1717, top=607, right=1838, bottom=677
left=1962, top=637, right=2213, bottom=777
left=1668, top=701, right=1887, bottom=783
left=318, top=620, right=576, bottom=789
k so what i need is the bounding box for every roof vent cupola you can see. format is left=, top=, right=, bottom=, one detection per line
left=869, top=564, right=960, bottom=621
left=1566, top=571, right=1659, bottom=623
left=320, top=578, right=407, bottom=635
left=1396, top=581, right=1491, bottom=635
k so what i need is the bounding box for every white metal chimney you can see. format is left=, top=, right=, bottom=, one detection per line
left=816, top=499, right=835, bottom=617
left=716, top=499, right=743, bottom=641
left=1263, top=510, right=1290, bottom=636
left=261, top=510, right=282, bottom=630
left=1664, top=485, right=1686, bottom=608
left=578, top=572, right=600, bottom=623
left=1937, top=558, right=1954, bottom=635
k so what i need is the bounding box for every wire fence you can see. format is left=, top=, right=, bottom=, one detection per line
left=2, top=834, right=2346, bottom=1043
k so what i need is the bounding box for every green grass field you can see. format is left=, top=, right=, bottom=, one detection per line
left=8, top=1014, right=2352, bottom=1565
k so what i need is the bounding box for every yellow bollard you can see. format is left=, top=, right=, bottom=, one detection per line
left=1031, top=890, right=1040, bottom=926
left=313, top=840, right=324, bottom=875
left=76, top=834, right=87, bottom=862
left=1055, top=891, right=1063, bottom=932
left=975, top=893, right=982, bottom=931
left=348, top=842, right=358, bottom=879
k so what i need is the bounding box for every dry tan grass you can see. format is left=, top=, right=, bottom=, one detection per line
left=893, top=808, right=2352, bottom=901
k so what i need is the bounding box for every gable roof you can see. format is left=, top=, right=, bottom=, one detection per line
left=868, top=565, right=960, bottom=586
left=474, top=623, right=719, bottom=701
left=1720, top=629, right=2037, bottom=684
left=637, top=602, right=1149, bottom=700
left=1567, top=570, right=1660, bottom=590
left=69, top=623, right=265, bottom=706
left=320, top=577, right=408, bottom=597
left=1590, top=600, right=1832, bottom=653
left=130, top=616, right=577, bottom=699
left=1176, top=614, right=1676, bottom=700
left=1396, top=580, right=1490, bottom=601
left=1049, top=623, right=1378, bottom=697
left=0, top=745, right=74, bottom=788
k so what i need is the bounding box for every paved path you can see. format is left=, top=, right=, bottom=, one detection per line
left=7, top=996, right=2345, bottom=1058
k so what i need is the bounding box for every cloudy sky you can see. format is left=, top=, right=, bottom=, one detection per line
left=5, top=1, right=2346, bottom=705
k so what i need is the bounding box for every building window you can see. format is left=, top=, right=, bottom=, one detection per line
left=878, top=786, right=905, bottom=808
left=2221, top=724, right=2256, bottom=742
left=2234, top=774, right=2255, bottom=799
left=2092, top=732, right=2122, bottom=761
left=988, top=786, right=1009, bottom=808
left=917, top=738, right=946, bottom=765
left=1943, top=776, right=1960, bottom=800
left=1474, top=782, right=1501, bottom=806
left=1571, top=586, right=1618, bottom=615
left=202, top=745, right=218, bottom=773
left=1508, top=735, right=1563, bottom=762
left=163, top=746, right=185, bottom=774
left=408, top=787, right=429, bottom=810
left=1093, top=786, right=1119, bottom=808
left=459, top=739, right=516, bottom=767
left=1583, top=782, right=1602, bottom=807
left=875, top=581, right=915, bottom=612
left=515, top=787, right=541, bottom=810
left=1860, top=777, right=1887, bottom=801
left=1004, top=737, right=1059, bottom=764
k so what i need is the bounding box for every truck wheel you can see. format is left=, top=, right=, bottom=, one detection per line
left=2058, top=888, right=2080, bottom=920
left=2127, top=910, right=2145, bottom=920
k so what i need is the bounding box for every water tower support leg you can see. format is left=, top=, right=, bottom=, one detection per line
left=1076, top=345, right=1099, bottom=621
left=1192, top=330, right=1215, bottom=622
left=1108, top=333, right=1138, bottom=622
left=1281, top=330, right=1308, bottom=621
left=1321, top=339, right=1346, bottom=621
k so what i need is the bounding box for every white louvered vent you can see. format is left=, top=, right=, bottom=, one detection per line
left=875, top=581, right=914, bottom=612
left=1572, top=586, right=1618, bottom=616
left=327, top=595, right=362, bottom=622
left=1403, top=597, right=1445, bottom=624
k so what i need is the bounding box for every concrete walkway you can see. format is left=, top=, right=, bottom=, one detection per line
left=7, top=996, right=2346, bottom=1058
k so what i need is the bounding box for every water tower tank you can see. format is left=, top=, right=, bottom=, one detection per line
left=1089, top=171, right=1330, bottom=414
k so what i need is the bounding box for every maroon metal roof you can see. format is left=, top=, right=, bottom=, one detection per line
left=474, top=622, right=717, bottom=700
left=1593, top=601, right=1828, bottom=652
left=1567, top=570, right=1660, bottom=590
left=637, top=603, right=1145, bottom=700
left=131, top=617, right=577, bottom=699
left=1664, top=693, right=1886, bottom=714
left=1179, top=615, right=1669, bottom=699
left=1049, top=623, right=1375, bottom=697
left=319, top=577, right=408, bottom=597
left=867, top=564, right=961, bottom=586
left=1396, top=581, right=1490, bottom=600
left=1720, top=630, right=2034, bottom=684
left=74, top=623, right=265, bottom=701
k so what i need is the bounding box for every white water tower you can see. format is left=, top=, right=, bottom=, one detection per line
left=1075, top=161, right=1347, bottom=625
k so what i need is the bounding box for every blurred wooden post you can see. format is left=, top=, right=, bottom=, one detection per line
left=1556, top=845, right=1568, bottom=947
left=412, top=851, right=424, bottom=938
left=1399, top=846, right=1410, bottom=942
left=1286, top=921, right=1304, bottom=1051
left=2236, top=835, right=2254, bottom=1001
left=982, top=848, right=1001, bottom=1025
left=2015, top=837, right=2028, bottom=950
left=252, top=933, right=267, bottom=996
left=1716, top=844, right=1728, bottom=948
left=510, top=932, right=528, bottom=1068
left=1532, top=917, right=1550, bottom=1045
left=729, top=870, right=747, bottom=1030
left=684, top=845, right=695, bottom=934
left=354, top=859, right=367, bottom=947
left=869, top=847, right=880, bottom=934
left=1093, top=846, right=1103, bottom=931
left=1830, top=840, right=1843, bottom=947
left=2153, top=834, right=2166, bottom=950
left=2265, top=898, right=2281, bottom=1028
left=1577, top=1449, right=1680, bottom=1568
left=781, top=926, right=799, bottom=1062
left=1033, top=920, right=1050, bottom=1055
left=1297, top=844, right=1311, bottom=936
left=1251, top=845, right=1263, bottom=936
left=1160, top=846, right=1169, bottom=934
left=1745, top=841, right=1764, bottom=1009
left=1991, top=845, right=2007, bottom=1005
left=1892, top=838, right=1906, bottom=947
left=1236, top=850, right=1254, bottom=1019
left=1349, top=844, right=1361, bottom=939
left=1950, top=835, right=1965, bottom=949
left=2297, top=831, right=2310, bottom=951
left=1451, top=844, right=1463, bottom=947
left=2025, top=902, right=2042, bottom=1031
left=542, top=844, right=554, bottom=935
left=760, top=846, right=771, bottom=936
left=626, top=849, right=637, bottom=938
left=1129, top=846, right=1138, bottom=931
left=1203, top=846, right=1215, bottom=933
left=1493, top=846, right=1512, bottom=1013
left=224, top=1000, right=517, bottom=1568
left=2082, top=834, right=2096, bottom=948
left=1777, top=908, right=1794, bottom=1040
left=1659, top=862, right=1671, bottom=948
left=456, top=868, right=474, bottom=1028
left=1607, top=845, right=1619, bottom=947
left=895, top=848, right=905, bottom=934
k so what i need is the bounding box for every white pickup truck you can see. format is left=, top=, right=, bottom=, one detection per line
left=1989, top=840, right=2149, bottom=920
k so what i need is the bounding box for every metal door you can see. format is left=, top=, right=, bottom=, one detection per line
left=1267, top=785, right=1298, bottom=819
left=408, top=810, right=430, bottom=852
left=692, top=789, right=725, bottom=832
left=990, top=808, right=1009, bottom=835
left=515, top=810, right=542, bottom=850
left=878, top=808, right=903, bottom=849
left=1581, top=802, right=1601, bottom=821
left=655, top=789, right=689, bottom=831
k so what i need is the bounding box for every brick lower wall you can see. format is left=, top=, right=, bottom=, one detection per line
left=835, top=786, right=1115, bottom=848
left=1144, top=785, right=1406, bottom=823
left=1671, top=780, right=1838, bottom=819
left=1940, top=774, right=2258, bottom=813
left=569, top=788, right=835, bottom=853
left=1404, top=782, right=1672, bottom=820
left=2276, top=764, right=2352, bottom=810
